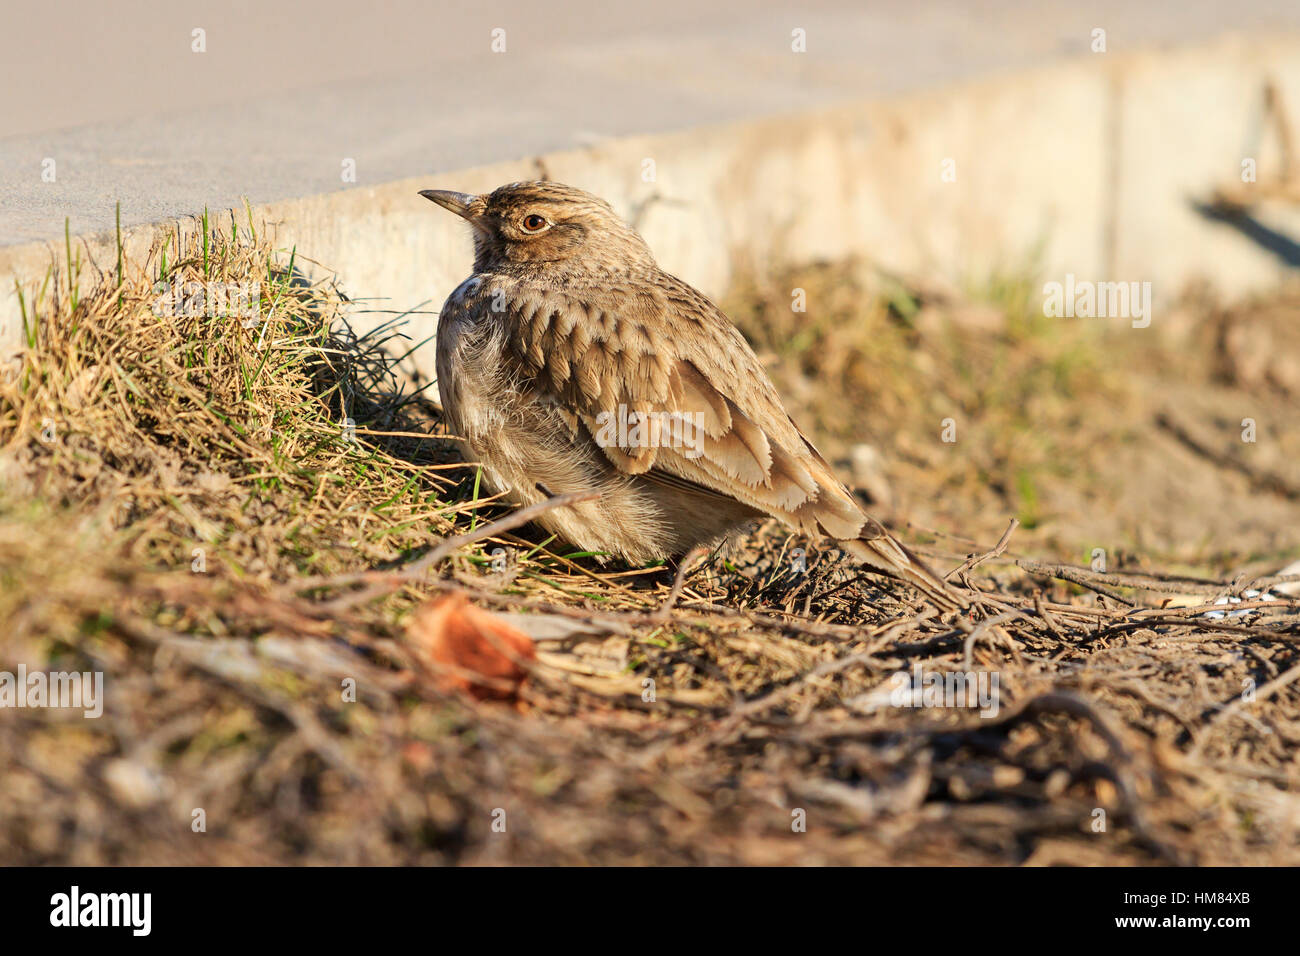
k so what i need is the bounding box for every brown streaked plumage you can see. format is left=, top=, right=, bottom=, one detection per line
left=421, top=182, right=966, bottom=610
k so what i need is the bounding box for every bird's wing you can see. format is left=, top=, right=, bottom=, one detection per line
left=492, top=272, right=869, bottom=540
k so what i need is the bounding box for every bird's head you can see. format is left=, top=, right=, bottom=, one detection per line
left=420, top=181, right=655, bottom=275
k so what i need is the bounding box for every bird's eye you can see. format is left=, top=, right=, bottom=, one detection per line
left=521, top=214, right=549, bottom=233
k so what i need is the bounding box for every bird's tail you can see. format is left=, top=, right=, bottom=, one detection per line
left=840, top=530, right=969, bottom=612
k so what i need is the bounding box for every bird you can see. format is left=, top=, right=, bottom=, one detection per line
left=420, top=181, right=967, bottom=611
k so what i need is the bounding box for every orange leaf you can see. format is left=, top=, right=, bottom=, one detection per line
left=408, top=593, right=537, bottom=702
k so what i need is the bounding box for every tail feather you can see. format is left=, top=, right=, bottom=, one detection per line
left=840, top=534, right=968, bottom=611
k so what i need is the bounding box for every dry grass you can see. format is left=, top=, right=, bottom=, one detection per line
left=1, top=221, right=1298, bottom=865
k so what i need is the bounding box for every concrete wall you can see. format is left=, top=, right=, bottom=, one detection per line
left=3, top=34, right=1299, bottom=383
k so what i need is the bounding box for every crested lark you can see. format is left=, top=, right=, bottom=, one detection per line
left=421, top=182, right=966, bottom=610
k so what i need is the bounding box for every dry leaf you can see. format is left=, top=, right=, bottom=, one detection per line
left=408, top=593, right=536, bottom=701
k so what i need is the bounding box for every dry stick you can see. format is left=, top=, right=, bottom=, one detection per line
left=305, top=490, right=600, bottom=610
left=1047, top=568, right=1228, bottom=596
left=405, top=490, right=602, bottom=578
left=865, top=606, right=941, bottom=654
left=653, top=545, right=709, bottom=623
left=946, top=517, right=1019, bottom=579
left=1034, top=594, right=1069, bottom=642
left=1242, top=572, right=1300, bottom=594
left=961, top=611, right=1028, bottom=672
left=493, top=529, right=654, bottom=608
left=1099, top=615, right=1300, bottom=642
left=353, top=427, right=450, bottom=440
left=1017, top=559, right=1138, bottom=607
left=945, top=519, right=1033, bottom=621
left=963, top=573, right=1115, bottom=640
left=1132, top=597, right=1299, bottom=618
left=1015, top=559, right=1292, bottom=602
left=806, top=567, right=869, bottom=607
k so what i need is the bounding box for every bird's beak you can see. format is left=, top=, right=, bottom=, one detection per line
left=419, top=189, right=480, bottom=221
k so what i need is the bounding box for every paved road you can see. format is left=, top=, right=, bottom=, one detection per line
left=3, top=0, right=1299, bottom=244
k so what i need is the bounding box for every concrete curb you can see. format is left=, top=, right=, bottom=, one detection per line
left=4, top=33, right=1299, bottom=379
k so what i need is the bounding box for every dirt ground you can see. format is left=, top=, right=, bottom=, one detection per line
left=1, top=223, right=1298, bottom=865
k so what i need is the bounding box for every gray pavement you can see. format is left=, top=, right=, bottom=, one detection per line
left=3, top=0, right=1300, bottom=245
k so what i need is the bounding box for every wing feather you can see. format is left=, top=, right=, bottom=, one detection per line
left=483, top=272, right=870, bottom=537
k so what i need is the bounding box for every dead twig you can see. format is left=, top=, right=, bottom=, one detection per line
left=298, top=490, right=601, bottom=610
left=1018, top=559, right=1138, bottom=607
left=946, top=517, right=1019, bottom=579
